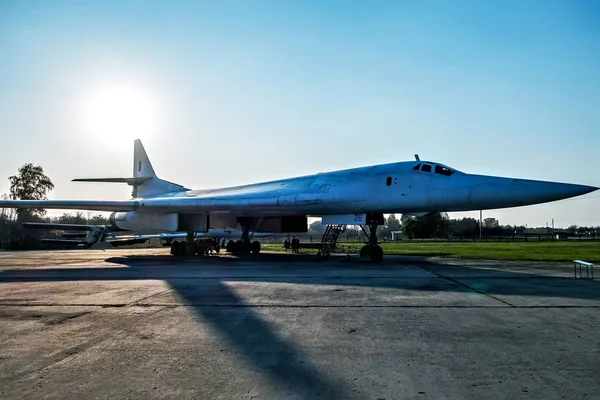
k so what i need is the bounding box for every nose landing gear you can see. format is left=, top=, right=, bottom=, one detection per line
left=359, top=213, right=385, bottom=262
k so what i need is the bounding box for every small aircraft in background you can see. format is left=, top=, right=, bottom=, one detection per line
left=22, top=222, right=273, bottom=253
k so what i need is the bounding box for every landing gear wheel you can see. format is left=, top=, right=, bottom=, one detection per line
left=226, top=240, right=235, bottom=253
left=195, top=240, right=206, bottom=256
left=234, top=240, right=244, bottom=253
left=360, top=245, right=371, bottom=258
left=371, top=245, right=383, bottom=262
left=171, top=241, right=181, bottom=257
left=251, top=241, right=261, bottom=254
left=360, top=245, right=383, bottom=262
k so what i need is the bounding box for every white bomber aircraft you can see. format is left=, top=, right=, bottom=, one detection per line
left=1, top=140, right=597, bottom=260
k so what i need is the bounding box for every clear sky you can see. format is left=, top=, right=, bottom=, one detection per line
left=1, top=0, right=598, bottom=227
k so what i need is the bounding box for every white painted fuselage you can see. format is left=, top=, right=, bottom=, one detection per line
left=1, top=140, right=597, bottom=230
left=133, top=161, right=597, bottom=217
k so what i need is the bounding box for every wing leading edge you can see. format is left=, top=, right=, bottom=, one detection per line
left=0, top=194, right=315, bottom=213
left=0, top=200, right=139, bottom=212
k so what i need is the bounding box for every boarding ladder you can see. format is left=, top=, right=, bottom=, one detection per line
left=317, top=224, right=347, bottom=258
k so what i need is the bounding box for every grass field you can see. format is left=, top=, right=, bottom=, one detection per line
left=263, top=241, right=600, bottom=262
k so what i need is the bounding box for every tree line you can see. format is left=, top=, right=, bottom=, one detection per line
left=1, top=163, right=108, bottom=249
left=309, top=213, right=600, bottom=240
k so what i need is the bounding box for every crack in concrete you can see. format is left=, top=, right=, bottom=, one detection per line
left=1, top=306, right=169, bottom=388
left=418, top=267, right=516, bottom=307
left=128, top=288, right=174, bottom=306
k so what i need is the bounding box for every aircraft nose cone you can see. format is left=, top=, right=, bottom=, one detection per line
left=560, top=183, right=598, bottom=197
left=468, top=177, right=598, bottom=210
left=512, top=180, right=598, bottom=200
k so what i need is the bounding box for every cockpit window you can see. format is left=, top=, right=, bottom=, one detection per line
left=412, top=163, right=421, bottom=170
left=435, top=165, right=455, bottom=176
left=421, top=164, right=432, bottom=173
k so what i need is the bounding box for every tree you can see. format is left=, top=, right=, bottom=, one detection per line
left=9, top=163, right=54, bottom=220
left=401, top=212, right=448, bottom=239
left=0, top=193, right=13, bottom=248
left=386, top=214, right=401, bottom=232
left=426, top=212, right=449, bottom=237
left=0, top=193, right=14, bottom=221
left=483, top=217, right=499, bottom=228
left=49, top=212, right=109, bottom=226
left=448, top=217, right=479, bottom=239
left=401, top=216, right=417, bottom=239
left=308, top=220, right=325, bottom=234
left=55, top=212, right=86, bottom=225
left=89, top=214, right=109, bottom=226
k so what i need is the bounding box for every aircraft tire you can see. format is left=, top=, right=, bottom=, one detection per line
left=360, top=245, right=383, bottom=262
left=371, top=245, right=384, bottom=262
left=360, top=245, right=370, bottom=258
left=195, top=240, right=205, bottom=256
left=171, top=241, right=181, bottom=257
left=226, top=240, right=235, bottom=253
left=234, top=240, right=244, bottom=253
left=251, top=241, right=261, bottom=254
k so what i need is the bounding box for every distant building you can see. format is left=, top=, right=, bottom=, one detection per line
left=391, top=231, right=403, bottom=241
left=554, top=231, right=569, bottom=240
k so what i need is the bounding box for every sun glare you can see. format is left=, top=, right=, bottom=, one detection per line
left=83, top=84, right=157, bottom=145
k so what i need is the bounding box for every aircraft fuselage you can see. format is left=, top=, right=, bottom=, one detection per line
left=135, top=160, right=596, bottom=217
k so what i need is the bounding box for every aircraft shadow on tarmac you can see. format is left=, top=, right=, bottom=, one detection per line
left=1, top=253, right=599, bottom=399
left=102, top=253, right=600, bottom=304
left=1, top=253, right=355, bottom=399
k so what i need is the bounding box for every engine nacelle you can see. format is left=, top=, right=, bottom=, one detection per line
left=110, top=212, right=179, bottom=233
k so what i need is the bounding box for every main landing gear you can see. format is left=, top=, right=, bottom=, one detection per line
left=359, top=213, right=385, bottom=262
left=169, top=216, right=265, bottom=257
left=226, top=218, right=262, bottom=255
left=169, top=233, right=221, bottom=257
left=224, top=238, right=261, bottom=255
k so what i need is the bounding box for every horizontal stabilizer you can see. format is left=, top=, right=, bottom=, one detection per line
left=72, top=177, right=151, bottom=186
left=68, top=140, right=188, bottom=197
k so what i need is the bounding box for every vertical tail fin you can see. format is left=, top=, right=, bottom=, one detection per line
left=134, top=139, right=157, bottom=178
left=131, top=139, right=189, bottom=197
left=73, top=139, right=189, bottom=198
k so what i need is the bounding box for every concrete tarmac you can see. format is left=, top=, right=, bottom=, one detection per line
left=0, top=249, right=599, bottom=399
